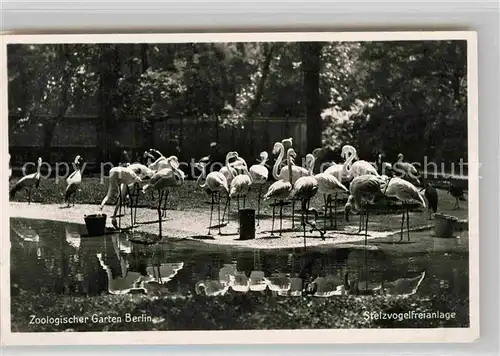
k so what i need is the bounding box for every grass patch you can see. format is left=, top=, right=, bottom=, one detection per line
left=11, top=290, right=468, bottom=332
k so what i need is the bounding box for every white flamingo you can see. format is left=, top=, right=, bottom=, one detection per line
left=142, top=166, right=185, bottom=239
left=393, top=153, right=421, bottom=185
left=221, top=152, right=251, bottom=222
left=272, top=142, right=310, bottom=182
left=380, top=177, right=426, bottom=242
left=119, top=162, right=156, bottom=223
left=249, top=151, right=269, bottom=225
left=64, top=155, right=84, bottom=207
left=99, top=166, right=142, bottom=230
left=290, top=154, right=321, bottom=245
left=10, top=157, right=43, bottom=204
left=229, top=166, right=253, bottom=210
left=195, top=161, right=229, bottom=235
left=263, top=148, right=296, bottom=236
left=314, top=172, right=349, bottom=233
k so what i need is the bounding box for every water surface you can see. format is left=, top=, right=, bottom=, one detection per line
left=10, top=218, right=469, bottom=299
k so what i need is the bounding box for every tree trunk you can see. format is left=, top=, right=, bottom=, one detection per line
left=139, top=43, right=154, bottom=154
left=98, top=45, right=121, bottom=163
left=301, top=42, right=323, bottom=153
left=245, top=43, right=275, bottom=119
left=42, top=44, right=72, bottom=160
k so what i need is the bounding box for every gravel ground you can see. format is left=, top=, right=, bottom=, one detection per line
left=9, top=202, right=396, bottom=249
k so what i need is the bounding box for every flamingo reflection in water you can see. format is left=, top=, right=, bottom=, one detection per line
left=96, top=252, right=147, bottom=295
left=265, top=273, right=292, bottom=296
left=195, top=263, right=237, bottom=297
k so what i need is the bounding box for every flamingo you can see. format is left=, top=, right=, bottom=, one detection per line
left=229, top=167, right=253, bottom=210
left=323, top=145, right=377, bottom=182
left=221, top=151, right=249, bottom=222
left=393, top=153, right=421, bottom=185
left=272, top=142, right=314, bottom=227
left=344, top=174, right=388, bottom=236
left=380, top=177, right=427, bottom=242
left=249, top=151, right=269, bottom=225
left=64, top=155, right=84, bottom=207
left=314, top=172, right=349, bottom=233
left=195, top=161, right=229, bottom=235
left=279, top=137, right=294, bottom=170
left=10, top=157, right=43, bottom=204
left=342, top=145, right=379, bottom=179
left=99, top=166, right=142, bottom=230
left=263, top=148, right=296, bottom=236
left=290, top=154, right=321, bottom=245
left=375, top=153, right=393, bottom=176
left=195, top=280, right=232, bottom=296
left=119, top=162, right=156, bottom=223
left=142, top=166, right=185, bottom=240
left=272, top=142, right=310, bottom=182
left=148, top=154, right=181, bottom=172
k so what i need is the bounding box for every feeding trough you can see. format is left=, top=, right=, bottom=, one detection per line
left=434, top=213, right=459, bottom=238
left=84, top=214, right=107, bottom=237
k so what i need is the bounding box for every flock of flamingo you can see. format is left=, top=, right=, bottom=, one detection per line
left=8, top=136, right=448, bottom=246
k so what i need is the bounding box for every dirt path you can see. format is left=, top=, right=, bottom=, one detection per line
left=9, top=202, right=399, bottom=249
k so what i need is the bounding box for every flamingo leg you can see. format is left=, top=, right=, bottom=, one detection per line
left=271, top=201, right=276, bottom=236
left=126, top=185, right=134, bottom=228
left=256, top=186, right=262, bottom=226
left=333, top=193, right=338, bottom=230
left=28, top=188, right=32, bottom=205
left=222, top=196, right=231, bottom=223
left=406, top=205, right=410, bottom=241
left=291, top=199, right=295, bottom=228
left=302, top=200, right=308, bottom=249
left=358, top=210, right=363, bottom=234
left=133, top=183, right=140, bottom=225
left=208, top=192, right=214, bottom=235
left=118, top=189, right=123, bottom=231
left=157, top=190, right=164, bottom=240
left=399, top=204, right=406, bottom=242
left=323, top=194, right=328, bottom=235
left=279, top=201, right=283, bottom=234
left=162, top=190, right=169, bottom=218
left=217, top=192, right=222, bottom=235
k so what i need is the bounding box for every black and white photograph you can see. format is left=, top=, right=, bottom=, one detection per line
left=1, top=31, right=479, bottom=345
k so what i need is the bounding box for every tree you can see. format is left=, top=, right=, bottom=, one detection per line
left=301, top=42, right=324, bottom=153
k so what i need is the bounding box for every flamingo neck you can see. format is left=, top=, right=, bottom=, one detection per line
left=272, top=143, right=284, bottom=181
left=287, top=151, right=293, bottom=184
left=343, top=150, right=357, bottom=176
left=196, top=167, right=207, bottom=188
left=225, top=155, right=234, bottom=180
left=308, top=156, right=316, bottom=175
left=36, top=160, right=41, bottom=176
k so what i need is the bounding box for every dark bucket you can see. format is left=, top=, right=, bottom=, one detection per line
left=239, top=209, right=255, bottom=240
left=434, top=213, right=458, bottom=238
left=84, top=214, right=107, bottom=237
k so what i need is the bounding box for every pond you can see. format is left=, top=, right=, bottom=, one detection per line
left=10, top=217, right=469, bottom=300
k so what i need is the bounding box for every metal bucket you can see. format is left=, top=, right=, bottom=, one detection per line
left=434, top=213, right=458, bottom=238
left=239, top=209, right=256, bottom=240
left=84, top=214, right=107, bottom=237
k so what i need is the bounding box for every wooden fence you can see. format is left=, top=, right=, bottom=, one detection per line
left=8, top=115, right=307, bottom=170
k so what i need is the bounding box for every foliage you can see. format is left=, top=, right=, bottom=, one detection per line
left=8, top=40, right=468, bottom=165
left=11, top=290, right=469, bottom=332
